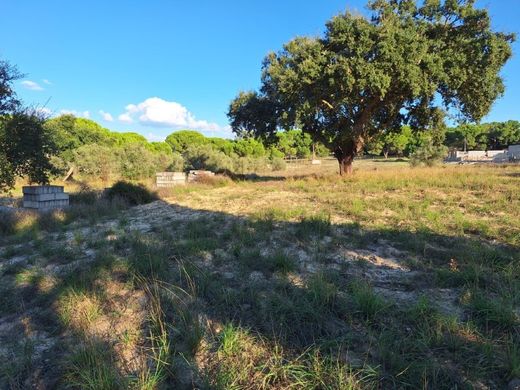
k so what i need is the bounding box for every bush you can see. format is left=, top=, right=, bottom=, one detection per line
left=233, top=156, right=270, bottom=174
left=270, top=157, right=286, bottom=171
left=117, top=144, right=157, bottom=180
left=69, top=184, right=101, bottom=205
left=72, top=144, right=119, bottom=181
left=184, top=145, right=234, bottom=173
left=169, top=152, right=185, bottom=171
left=0, top=210, right=16, bottom=236
left=106, top=181, right=158, bottom=206
left=410, top=140, right=448, bottom=167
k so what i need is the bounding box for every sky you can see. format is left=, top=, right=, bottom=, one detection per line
left=1, top=1, right=519, bottom=141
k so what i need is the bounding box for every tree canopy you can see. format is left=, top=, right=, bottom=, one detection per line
left=0, top=59, right=60, bottom=192
left=0, top=110, right=58, bottom=191
left=0, top=59, right=21, bottom=116
left=228, top=0, right=514, bottom=174
left=445, top=121, right=520, bottom=151
left=165, top=130, right=208, bottom=153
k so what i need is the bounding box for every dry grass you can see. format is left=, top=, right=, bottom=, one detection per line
left=0, top=163, right=518, bottom=389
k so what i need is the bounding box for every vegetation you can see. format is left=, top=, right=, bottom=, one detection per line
left=0, top=1, right=519, bottom=387
left=0, top=163, right=518, bottom=389
left=228, top=0, right=514, bottom=174
left=106, top=181, right=158, bottom=205
left=0, top=60, right=59, bottom=192
left=445, top=121, right=520, bottom=151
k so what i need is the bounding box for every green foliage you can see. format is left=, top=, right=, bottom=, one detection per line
left=71, top=143, right=178, bottom=181
left=0, top=110, right=59, bottom=191
left=229, top=0, right=514, bottom=171
left=0, top=59, right=21, bottom=116
left=168, top=152, right=185, bottom=172
left=117, top=143, right=170, bottom=180
left=165, top=130, right=207, bottom=153
left=233, top=137, right=266, bottom=157
left=233, top=156, right=270, bottom=174
left=270, top=157, right=286, bottom=171
left=410, top=136, right=449, bottom=167
left=65, top=341, right=124, bottom=389
left=106, top=181, right=159, bottom=206
left=146, top=141, right=172, bottom=154
left=72, top=144, right=118, bottom=181
left=227, top=91, right=278, bottom=139
left=208, top=137, right=235, bottom=156
left=45, top=115, right=112, bottom=159
left=274, top=130, right=313, bottom=158
left=445, top=120, right=520, bottom=150
left=184, top=144, right=234, bottom=173
left=110, top=131, right=148, bottom=146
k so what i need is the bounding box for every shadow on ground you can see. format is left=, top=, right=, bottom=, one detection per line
left=0, top=199, right=518, bottom=389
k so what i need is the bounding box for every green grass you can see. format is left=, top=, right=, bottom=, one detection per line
left=0, top=164, right=519, bottom=389
left=348, top=280, right=388, bottom=322
left=64, top=341, right=123, bottom=390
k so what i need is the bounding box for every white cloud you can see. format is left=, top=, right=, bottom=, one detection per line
left=118, top=113, right=133, bottom=123
left=99, top=110, right=114, bottom=122
left=21, top=80, right=44, bottom=91
left=117, top=97, right=227, bottom=133
left=60, top=109, right=90, bottom=118
left=42, top=79, right=52, bottom=85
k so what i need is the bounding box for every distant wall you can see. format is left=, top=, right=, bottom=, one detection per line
left=446, top=149, right=508, bottom=162
left=509, top=145, right=520, bottom=160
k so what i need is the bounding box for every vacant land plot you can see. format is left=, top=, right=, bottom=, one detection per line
left=0, top=164, right=519, bottom=389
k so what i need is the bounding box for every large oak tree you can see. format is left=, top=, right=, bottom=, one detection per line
left=228, top=0, right=514, bottom=174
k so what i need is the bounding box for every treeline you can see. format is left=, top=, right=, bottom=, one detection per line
left=444, top=121, right=520, bottom=151
left=365, top=121, right=520, bottom=159
left=6, top=112, right=518, bottom=186
left=45, top=115, right=329, bottom=181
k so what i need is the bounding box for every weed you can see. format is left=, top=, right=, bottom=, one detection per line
left=295, top=212, right=331, bottom=239
left=64, top=341, right=123, bottom=389
left=348, top=280, right=387, bottom=321
left=467, top=291, right=518, bottom=331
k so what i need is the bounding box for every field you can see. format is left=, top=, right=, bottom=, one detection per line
left=0, top=163, right=519, bottom=389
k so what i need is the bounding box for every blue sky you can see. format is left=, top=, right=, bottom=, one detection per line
left=1, top=1, right=519, bottom=140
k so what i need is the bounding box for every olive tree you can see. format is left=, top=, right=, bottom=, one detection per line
left=228, top=0, right=514, bottom=174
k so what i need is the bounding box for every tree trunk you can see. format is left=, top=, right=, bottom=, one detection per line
left=334, top=142, right=357, bottom=176
left=338, top=155, right=354, bottom=175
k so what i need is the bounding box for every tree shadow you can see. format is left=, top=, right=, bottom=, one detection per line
left=0, top=199, right=518, bottom=388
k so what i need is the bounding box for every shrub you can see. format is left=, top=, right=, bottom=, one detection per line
left=184, top=145, right=234, bottom=173
left=106, top=181, right=158, bottom=206
left=0, top=210, right=16, bottom=236
left=117, top=144, right=158, bottom=180
left=410, top=140, right=448, bottom=167
left=270, top=157, right=286, bottom=171
left=72, top=144, right=119, bottom=181
left=233, top=156, right=269, bottom=174
left=169, top=152, right=185, bottom=171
